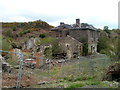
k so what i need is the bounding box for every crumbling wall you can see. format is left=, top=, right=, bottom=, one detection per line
left=103, top=63, right=120, bottom=82
left=59, top=35, right=82, bottom=59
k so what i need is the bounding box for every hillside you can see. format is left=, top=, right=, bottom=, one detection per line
left=2, top=20, right=53, bottom=37
left=97, top=29, right=120, bottom=61
left=2, top=20, right=54, bottom=50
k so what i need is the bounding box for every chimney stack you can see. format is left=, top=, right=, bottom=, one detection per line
left=76, top=19, right=81, bottom=28
left=60, top=22, right=64, bottom=26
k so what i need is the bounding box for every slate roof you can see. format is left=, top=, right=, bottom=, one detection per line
left=51, top=24, right=73, bottom=30
left=51, top=22, right=97, bottom=31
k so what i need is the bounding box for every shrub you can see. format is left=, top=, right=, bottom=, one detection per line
left=4, top=29, right=13, bottom=38
left=19, top=29, right=31, bottom=36
left=7, top=56, right=19, bottom=66
left=39, top=34, right=46, bottom=38
left=12, top=26, right=17, bottom=31
left=52, top=40, right=62, bottom=54
left=44, top=47, right=52, bottom=59
left=19, top=32, right=24, bottom=36
left=82, top=43, right=88, bottom=56
left=2, top=39, right=12, bottom=51
left=97, top=31, right=109, bottom=52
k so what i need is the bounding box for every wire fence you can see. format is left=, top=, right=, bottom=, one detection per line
left=1, top=49, right=113, bottom=88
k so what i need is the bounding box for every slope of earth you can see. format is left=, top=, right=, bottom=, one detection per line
left=2, top=20, right=54, bottom=50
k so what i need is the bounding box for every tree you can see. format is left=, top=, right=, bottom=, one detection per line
left=97, top=32, right=109, bottom=53
left=117, top=34, right=120, bottom=60
left=52, top=41, right=62, bottom=54
left=97, top=31, right=113, bottom=57
left=104, top=26, right=109, bottom=31
left=103, top=26, right=110, bottom=34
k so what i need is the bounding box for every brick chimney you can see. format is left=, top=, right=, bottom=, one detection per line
left=60, top=22, right=64, bottom=26
left=76, top=19, right=81, bottom=28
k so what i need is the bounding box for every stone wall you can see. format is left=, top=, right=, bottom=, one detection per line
left=59, top=35, right=82, bottom=59
left=23, top=38, right=39, bottom=51
left=69, top=29, right=88, bottom=43
left=51, top=28, right=99, bottom=55
left=50, top=29, right=69, bottom=39
left=69, top=29, right=99, bottom=54
left=88, top=30, right=99, bottom=54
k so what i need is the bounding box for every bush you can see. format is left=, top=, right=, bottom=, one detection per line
left=19, top=32, right=24, bottom=36
left=52, top=40, right=62, bottom=54
left=4, top=29, right=13, bottom=38
left=44, top=47, right=52, bottom=59
left=97, top=31, right=109, bottom=52
left=23, top=29, right=31, bottom=34
left=12, top=26, right=17, bottom=31
left=7, top=56, right=19, bottom=66
left=39, top=34, right=46, bottom=38
left=2, top=39, right=12, bottom=51
left=19, top=29, right=31, bottom=36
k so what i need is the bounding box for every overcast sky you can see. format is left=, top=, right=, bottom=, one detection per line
left=0, top=0, right=119, bottom=29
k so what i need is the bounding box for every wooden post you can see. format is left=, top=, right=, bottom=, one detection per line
left=11, top=49, right=15, bottom=60
left=35, top=52, right=41, bottom=68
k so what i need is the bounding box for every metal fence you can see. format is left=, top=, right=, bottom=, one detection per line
left=57, top=54, right=112, bottom=80
left=1, top=50, right=112, bottom=88
left=0, top=50, right=45, bottom=88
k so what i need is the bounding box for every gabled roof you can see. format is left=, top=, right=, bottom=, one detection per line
left=59, top=35, right=82, bottom=44
left=51, top=22, right=97, bottom=31
left=51, top=23, right=72, bottom=31
left=71, top=23, right=97, bottom=30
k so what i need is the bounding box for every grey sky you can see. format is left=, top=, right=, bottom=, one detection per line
left=0, top=0, right=119, bottom=29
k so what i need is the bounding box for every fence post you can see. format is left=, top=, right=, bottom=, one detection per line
left=48, top=59, right=51, bottom=76
left=0, top=52, right=2, bottom=89
left=16, top=53, right=24, bottom=88
left=11, top=49, right=15, bottom=61
left=61, top=60, right=64, bottom=77
left=90, top=55, right=94, bottom=76
left=35, top=52, right=41, bottom=68
left=77, top=56, right=80, bottom=72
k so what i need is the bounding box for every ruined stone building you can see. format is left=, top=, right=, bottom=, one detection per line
left=59, top=35, right=82, bottom=59
left=51, top=19, right=99, bottom=58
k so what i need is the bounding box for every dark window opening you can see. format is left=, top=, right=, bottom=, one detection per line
left=91, top=46, right=93, bottom=52
left=56, top=32, right=59, bottom=37
left=66, top=32, right=69, bottom=36
left=67, top=45, right=69, bottom=50
left=60, top=32, right=62, bottom=37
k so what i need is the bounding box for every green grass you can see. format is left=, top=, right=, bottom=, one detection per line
left=67, top=83, right=84, bottom=88
left=22, top=54, right=118, bottom=88
left=7, top=56, right=19, bottom=66
left=99, top=81, right=119, bottom=88
left=36, top=37, right=56, bottom=44
left=2, top=38, right=12, bottom=51
left=66, top=80, right=100, bottom=88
